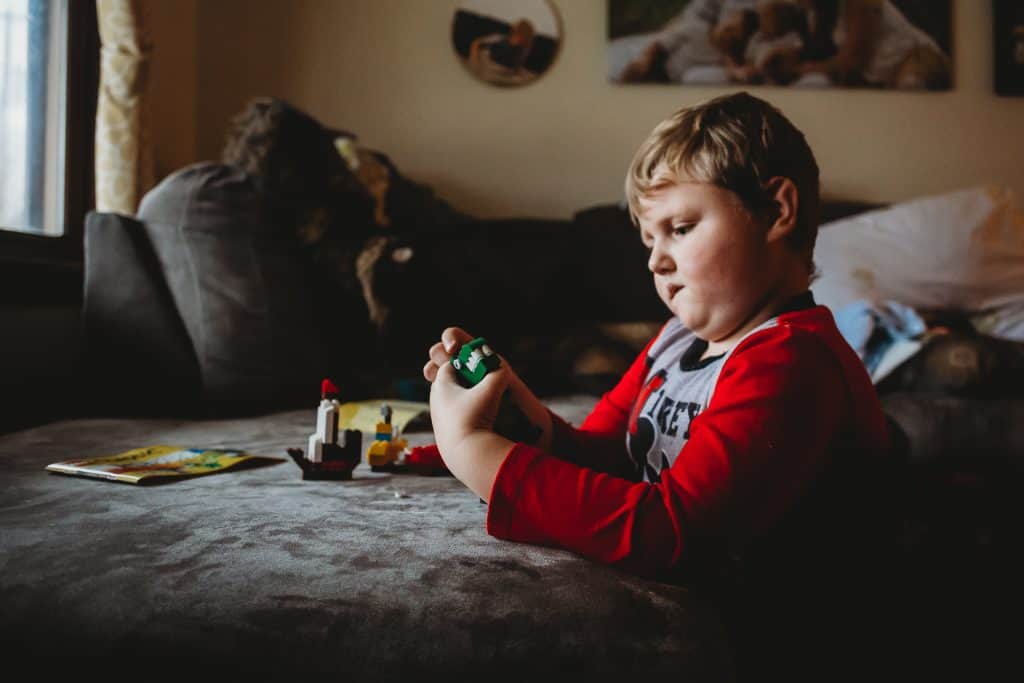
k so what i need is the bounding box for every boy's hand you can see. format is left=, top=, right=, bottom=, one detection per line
left=429, top=361, right=509, bottom=455
left=421, top=326, right=557, bottom=501
left=423, top=327, right=554, bottom=451
left=423, top=326, right=475, bottom=384
left=428, top=344, right=516, bottom=501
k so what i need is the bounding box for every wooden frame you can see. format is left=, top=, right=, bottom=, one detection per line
left=608, top=0, right=953, bottom=91
left=994, top=0, right=1024, bottom=95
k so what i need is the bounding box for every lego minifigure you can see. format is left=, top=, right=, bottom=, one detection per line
left=287, top=378, right=362, bottom=480
left=366, top=403, right=409, bottom=471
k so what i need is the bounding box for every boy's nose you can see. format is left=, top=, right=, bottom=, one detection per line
left=648, top=244, right=674, bottom=274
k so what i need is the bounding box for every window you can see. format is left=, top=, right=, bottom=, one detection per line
left=0, top=0, right=64, bottom=235
left=0, top=0, right=96, bottom=265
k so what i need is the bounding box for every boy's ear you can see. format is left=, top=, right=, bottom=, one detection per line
left=762, top=176, right=798, bottom=243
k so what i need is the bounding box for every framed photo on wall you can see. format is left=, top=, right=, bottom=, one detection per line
left=994, top=0, right=1024, bottom=95
left=451, top=0, right=563, bottom=87
left=608, top=0, right=952, bottom=90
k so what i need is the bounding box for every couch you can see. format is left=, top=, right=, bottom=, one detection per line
left=78, top=162, right=670, bottom=416
left=3, top=161, right=1018, bottom=679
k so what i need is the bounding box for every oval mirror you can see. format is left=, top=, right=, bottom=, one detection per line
left=452, top=0, right=563, bottom=87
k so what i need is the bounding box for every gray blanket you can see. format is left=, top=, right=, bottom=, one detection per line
left=0, top=396, right=734, bottom=679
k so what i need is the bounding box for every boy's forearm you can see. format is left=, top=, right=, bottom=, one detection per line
left=443, top=431, right=516, bottom=502
left=505, top=373, right=553, bottom=452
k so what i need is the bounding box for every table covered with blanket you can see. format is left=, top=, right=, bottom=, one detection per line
left=0, top=396, right=737, bottom=679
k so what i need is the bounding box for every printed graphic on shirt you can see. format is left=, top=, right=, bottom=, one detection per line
left=624, top=315, right=784, bottom=483
left=627, top=369, right=705, bottom=483
left=627, top=370, right=664, bottom=481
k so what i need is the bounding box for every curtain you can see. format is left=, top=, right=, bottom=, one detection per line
left=94, top=0, right=152, bottom=214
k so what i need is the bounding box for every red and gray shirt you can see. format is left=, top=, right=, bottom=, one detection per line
left=625, top=315, right=754, bottom=485
left=486, top=294, right=890, bottom=580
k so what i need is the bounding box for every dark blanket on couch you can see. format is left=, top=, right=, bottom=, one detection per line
left=0, top=396, right=737, bottom=679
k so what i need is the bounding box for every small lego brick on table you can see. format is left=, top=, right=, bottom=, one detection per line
left=289, top=378, right=362, bottom=480
left=404, top=444, right=451, bottom=476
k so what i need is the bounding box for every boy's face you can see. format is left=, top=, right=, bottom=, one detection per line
left=637, top=178, right=775, bottom=344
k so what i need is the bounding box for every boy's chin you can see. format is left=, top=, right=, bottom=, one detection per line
left=671, top=307, right=711, bottom=337
left=669, top=307, right=697, bottom=331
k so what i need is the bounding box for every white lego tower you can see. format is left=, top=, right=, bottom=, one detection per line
left=307, top=379, right=342, bottom=463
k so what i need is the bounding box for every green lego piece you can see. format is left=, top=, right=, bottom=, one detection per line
left=449, top=337, right=541, bottom=445
left=451, top=337, right=501, bottom=387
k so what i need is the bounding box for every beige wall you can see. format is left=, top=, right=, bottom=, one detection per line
left=146, top=0, right=198, bottom=181
left=150, top=0, right=1024, bottom=219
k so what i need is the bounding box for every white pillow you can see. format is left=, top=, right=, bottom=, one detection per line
left=811, top=186, right=1024, bottom=321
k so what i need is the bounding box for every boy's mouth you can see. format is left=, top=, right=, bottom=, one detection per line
left=667, top=284, right=683, bottom=300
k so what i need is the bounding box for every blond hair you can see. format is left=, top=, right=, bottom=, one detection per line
left=625, top=92, right=820, bottom=263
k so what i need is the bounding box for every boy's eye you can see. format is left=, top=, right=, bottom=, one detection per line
left=672, top=223, right=695, bottom=236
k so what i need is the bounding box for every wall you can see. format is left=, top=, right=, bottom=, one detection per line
left=146, top=0, right=199, bottom=180
left=148, top=0, right=1023, bottom=219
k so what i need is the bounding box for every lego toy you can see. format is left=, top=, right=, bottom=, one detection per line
left=405, top=444, right=451, bottom=477
left=307, top=381, right=340, bottom=464
left=450, top=337, right=542, bottom=445
left=451, top=337, right=501, bottom=387
left=287, top=378, right=362, bottom=480
left=366, top=403, right=410, bottom=472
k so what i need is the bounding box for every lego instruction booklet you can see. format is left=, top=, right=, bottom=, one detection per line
left=45, top=446, right=282, bottom=484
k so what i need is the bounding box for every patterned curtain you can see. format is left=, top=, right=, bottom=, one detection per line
left=94, top=0, right=153, bottom=214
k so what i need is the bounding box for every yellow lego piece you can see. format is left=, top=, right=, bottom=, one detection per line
left=367, top=434, right=407, bottom=468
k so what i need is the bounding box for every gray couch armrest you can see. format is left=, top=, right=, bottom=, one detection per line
left=82, top=211, right=200, bottom=412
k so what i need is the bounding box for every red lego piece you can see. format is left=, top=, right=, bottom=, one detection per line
left=321, top=378, right=339, bottom=399
left=405, top=445, right=451, bottom=477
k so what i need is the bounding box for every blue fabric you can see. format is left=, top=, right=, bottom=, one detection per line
left=835, top=300, right=927, bottom=374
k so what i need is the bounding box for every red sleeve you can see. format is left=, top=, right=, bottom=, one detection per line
left=486, top=327, right=849, bottom=579
left=544, top=330, right=660, bottom=478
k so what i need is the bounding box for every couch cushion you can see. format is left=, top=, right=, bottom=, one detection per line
left=812, top=186, right=1024, bottom=318
left=82, top=211, right=201, bottom=411
left=138, top=162, right=330, bottom=409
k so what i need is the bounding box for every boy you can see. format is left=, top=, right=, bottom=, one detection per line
left=423, top=93, right=893, bottom=636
